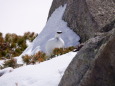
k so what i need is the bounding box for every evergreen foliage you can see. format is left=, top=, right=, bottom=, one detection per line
left=22, top=51, right=47, bottom=65
left=0, top=32, right=38, bottom=59
left=3, top=58, right=17, bottom=68
left=22, top=46, right=75, bottom=65
left=52, top=46, right=75, bottom=57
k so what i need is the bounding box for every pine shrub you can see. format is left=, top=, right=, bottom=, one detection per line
left=22, top=51, right=47, bottom=65
left=32, top=51, right=47, bottom=62
left=0, top=32, right=38, bottom=59
left=22, top=46, right=75, bottom=64
left=52, top=46, right=75, bottom=57
left=22, top=55, right=31, bottom=65
left=3, top=58, right=17, bottom=68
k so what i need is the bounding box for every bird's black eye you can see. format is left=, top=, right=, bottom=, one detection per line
left=57, top=32, right=62, bottom=34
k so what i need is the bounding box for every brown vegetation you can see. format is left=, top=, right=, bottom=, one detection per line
left=22, top=46, right=75, bottom=65
left=0, top=32, right=38, bottom=59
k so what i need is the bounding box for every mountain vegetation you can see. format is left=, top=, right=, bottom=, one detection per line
left=0, top=32, right=38, bottom=60
left=22, top=46, right=75, bottom=65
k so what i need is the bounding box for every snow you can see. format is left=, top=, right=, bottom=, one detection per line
left=0, top=60, right=4, bottom=66
left=0, top=52, right=77, bottom=86
left=0, top=67, right=13, bottom=77
left=21, top=4, right=80, bottom=56
left=26, top=40, right=31, bottom=46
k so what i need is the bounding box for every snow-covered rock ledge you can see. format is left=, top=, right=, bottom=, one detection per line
left=0, top=52, right=77, bottom=86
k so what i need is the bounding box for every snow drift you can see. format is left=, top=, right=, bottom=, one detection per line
left=0, top=52, right=77, bottom=86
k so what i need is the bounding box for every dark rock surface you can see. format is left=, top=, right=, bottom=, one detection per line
left=63, top=0, right=99, bottom=42
left=86, top=0, right=115, bottom=28
left=48, top=0, right=115, bottom=86
left=78, top=29, right=115, bottom=86
left=48, top=0, right=115, bottom=42
left=48, top=0, right=67, bottom=19
left=59, top=28, right=115, bottom=86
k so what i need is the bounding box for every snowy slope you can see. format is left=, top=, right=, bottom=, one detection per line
left=0, top=52, right=77, bottom=86
left=0, top=60, right=4, bottom=66
left=22, top=4, right=80, bottom=56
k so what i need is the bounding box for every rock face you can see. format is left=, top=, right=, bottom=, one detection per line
left=48, top=0, right=115, bottom=42
left=59, top=29, right=115, bottom=86
left=48, top=0, right=115, bottom=86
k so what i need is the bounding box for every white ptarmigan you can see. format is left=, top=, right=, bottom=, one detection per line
left=45, top=31, right=65, bottom=56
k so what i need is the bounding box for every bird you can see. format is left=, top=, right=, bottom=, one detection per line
left=45, top=31, right=65, bottom=57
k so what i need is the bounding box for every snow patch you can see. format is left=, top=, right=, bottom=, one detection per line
left=0, top=60, right=4, bottom=66
left=0, top=52, right=77, bottom=86
left=0, top=67, right=13, bottom=77
left=26, top=40, right=31, bottom=46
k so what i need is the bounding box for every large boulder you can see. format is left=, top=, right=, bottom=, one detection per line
left=48, top=0, right=115, bottom=86
left=59, top=28, right=115, bottom=86
left=48, top=0, right=115, bottom=42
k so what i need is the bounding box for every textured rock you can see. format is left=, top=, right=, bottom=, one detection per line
left=59, top=28, right=115, bottom=86
left=63, top=0, right=99, bottom=42
left=86, top=0, right=115, bottom=28
left=77, top=29, right=115, bottom=86
left=48, top=0, right=115, bottom=42
left=48, top=0, right=115, bottom=86
left=48, top=0, right=67, bottom=19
